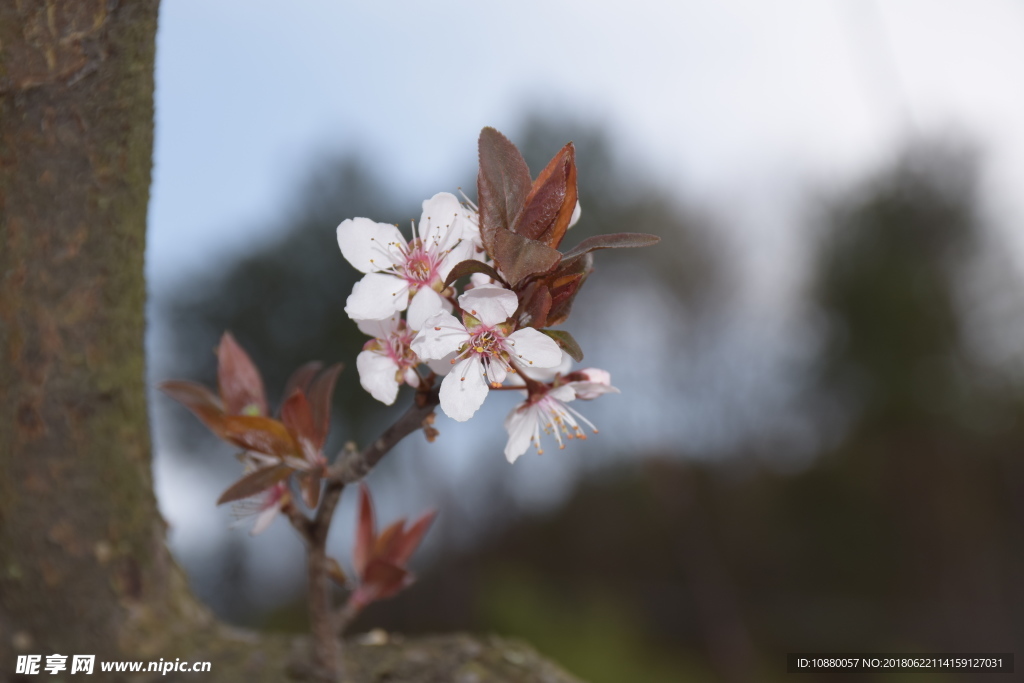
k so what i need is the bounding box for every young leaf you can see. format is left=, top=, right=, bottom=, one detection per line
left=373, top=520, right=406, bottom=560
left=281, top=362, right=323, bottom=412
left=217, top=332, right=268, bottom=416
left=298, top=472, right=321, bottom=509
left=516, top=142, right=577, bottom=249
left=221, top=415, right=298, bottom=458
left=544, top=252, right=594, bottom=327
left=492, top=229, right=561, bottom=287
left=355, top=559, right=410, bottom=604
left=353, top=483, right=376, bottom=576
left=559, top=232, right=660, bottom=263
left=477, top=127, right=532, bottom=255
left=388, top=510, right=438, bottom=567
left=307, top=363, right=342, bottom=448
left=159, top=380, right=226, bottom=435
left=517, top=281, right=553, bottom=329
left=216, top=465, right=291, bottom=505
left=281, top=390, right=317, bottom=446
left=443, top=259, right=507, bottom=288
left=541, top=329, right=584, bottom=363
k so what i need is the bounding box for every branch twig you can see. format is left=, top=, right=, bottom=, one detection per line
left=303, top=387, right=440, bottom=681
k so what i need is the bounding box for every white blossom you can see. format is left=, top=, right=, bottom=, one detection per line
left=355, top=314, right=420, bottom=405
left=337, top=192, right=477, bottom=322
left=503, top=368, right=618, bottom=463
left=411, top=287, right=562, bottom=422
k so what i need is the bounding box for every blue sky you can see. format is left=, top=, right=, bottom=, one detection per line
left=149, top=0, right=1024, bottom=302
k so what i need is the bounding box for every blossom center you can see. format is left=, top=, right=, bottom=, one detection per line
left=523, top=394, right=595, bottom=455
left=450, top=324, right=516, bottom=380
left=400, top=241, right=439, bottom=287
left=366, top=325, right=418, bottom=370
left=469, top=329, right=504, bottom=357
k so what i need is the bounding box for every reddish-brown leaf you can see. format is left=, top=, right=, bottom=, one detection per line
left=359, top=558, right=411, bottom=602
left=443, top=259, right=507, bottom=288
left=217, top=332, right=268, bottom=416
left=216, top=465, right=291, bottom=505
left=477, top=127, right=532, bottom=256
left=353, top=483, right=376, bottom=576
left=540, top=329, right=584, bottom=363
left=159, top=380, right=227, bottom=436
left=492, top=228, right=562, bottom=288
left=373, top=520, right=405, bottom=561
left=281, top=362, right=323, bottom=413
left=221, top=415, right=298, bottom=458
left=559, top=232, right=661, bottom=263
left=544, top=252, right=593, bottom=327
left=388, top=510, right=438, bottom=568
left=307, top=363, right=342, bottom=448
left=517, top=281, right=553, bottom=329
left=298, top=472, right=321, bottom=509
left=281, top=390, right=317, bottom=448
left=516, top=143, right=577, bottom=249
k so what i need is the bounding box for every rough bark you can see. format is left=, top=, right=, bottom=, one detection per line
left=0, top=4, right=584, bottom=681
left=0, top=0, right=168, bottom=666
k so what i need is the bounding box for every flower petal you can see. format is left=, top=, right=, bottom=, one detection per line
left=439, top=357, right=489, bottom=422
left=568, top=200, right=582, bottom=228
left=425, top=352, right=456, bottom=376
left=505, top=327, right=563, bottom=369
left=516, top=351, right=573, bottom=384
left=485, top=360, right=507, bottom=385
left=357, top=350, right=401, bottom=405
left=548, top=384, right=578, bottom=402
left=356, top=313, right=401, bottom=339
left=503, top=404, right=538, bottom=463
left=407, top=287, right=445, bottom=331
left=437, top=239, right=478, bottom=281
left=569, top=381, right=620, bottom=401
left=458, top=286, right=518, bottom=326
left=419, top=192, right=468, bottom=248
left=345, top=273, right=410, bottom=321
left=250, top=495, right=283, bottom=535
left=579, top=367, right=611, bottom=386
left=411, top=311, right=467, bottom=361
left=337, top=217, right=405, bottom=274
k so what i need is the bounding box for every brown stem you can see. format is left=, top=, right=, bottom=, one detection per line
left=336, top=599, right=363, bottom=637
left=303, top=386, right=440, bottom=681
left=307, top=540, right=341, bottom=681
left=283, top=498, right=313, bottom=544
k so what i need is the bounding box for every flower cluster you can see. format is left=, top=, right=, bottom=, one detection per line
left=338, top=128, right=656, bottom=460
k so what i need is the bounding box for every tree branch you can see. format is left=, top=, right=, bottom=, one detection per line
left=302, top=387, right=440, bottom=681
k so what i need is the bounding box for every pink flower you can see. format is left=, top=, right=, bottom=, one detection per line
left=411, top=287, right=562, bottom=422
left=503, top=368, right=619, bottom=463
left=337, top=192, right=477, bottom=325
left=354, top=314, right=421, bottom=405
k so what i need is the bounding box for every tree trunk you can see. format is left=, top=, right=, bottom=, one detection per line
left=0, top=0, right=170, bottom=664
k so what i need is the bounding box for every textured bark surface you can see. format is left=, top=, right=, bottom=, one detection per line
left=0, top=0, right=167, bottom=666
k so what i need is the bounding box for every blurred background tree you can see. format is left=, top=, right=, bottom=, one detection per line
left=154, top=125, right=1024, bottom=683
